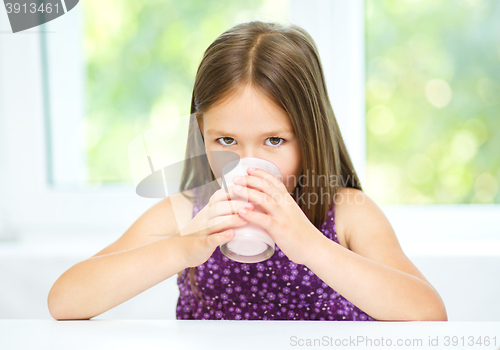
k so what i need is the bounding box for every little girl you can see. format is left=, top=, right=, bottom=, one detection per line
left=47, top=21, right=447, bottom=322
left=174, top=21, right=447, bottom=321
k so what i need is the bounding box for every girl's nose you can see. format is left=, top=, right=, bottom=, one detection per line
left=239, top=146, right=265, bottom=160
left=239, top=149, right=256, bottom=159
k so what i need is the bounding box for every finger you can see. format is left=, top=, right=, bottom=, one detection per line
left=202, top=197, right=252, bottom=230
left=203, top=213, right=249, bottom=234
left=213, top=199, right=254, bottom=216
left=237, top=208, right=274, bottom=235
left=207, top=229, right=234, bottom=248
left=246, top=168, right=287, bottom=193
left=232, top=185, right=277, bottom=213
left=181, top=213, right=247, bottom=237
left=209, top=186, right=248, bottom=204
left=234, top=174, right=278, bottom=197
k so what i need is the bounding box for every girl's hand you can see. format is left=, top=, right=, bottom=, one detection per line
left=178, top=188, right=254, bottom=268
left=232, top=168, right=325, bottom=265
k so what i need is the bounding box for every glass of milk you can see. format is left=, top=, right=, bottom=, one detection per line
left=219, top=157, right=281, bottom=263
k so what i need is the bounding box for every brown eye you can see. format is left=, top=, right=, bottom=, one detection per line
left=266, top=137, right=284, bottom=147
left=217, top=137, right=236, bottom=146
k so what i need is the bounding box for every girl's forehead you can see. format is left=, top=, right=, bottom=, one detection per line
left=205, top=85, right=282, bottom=115
left=206, top=108, right=288, bottom=123
left=204, top=109, right=294, bottom=136
left=202, top=86, right=293, bottom=135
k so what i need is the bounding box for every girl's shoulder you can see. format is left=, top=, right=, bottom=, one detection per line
left=333, top=186, right=396, bottom=253
left=332, top=187, right=368, bottom=251
left=333, top=187, right=434, bottom=288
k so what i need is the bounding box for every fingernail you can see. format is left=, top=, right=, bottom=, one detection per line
left=233, top=176, right=241, bottom=182
left=248, top=167, right=255, bottom=173
left=239, top=208, right=247, bottom=214
left=244, top=202, right=252, bottom=209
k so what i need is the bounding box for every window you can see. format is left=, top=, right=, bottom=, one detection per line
left=0, top=0, right=290, bottom=237
left=363, top=0, right=500, bottom=244
left=46, top=0, right=290, bottom=187
left=290, top=0, right=499, bottom=244
left=365, top=0, right=500, bottom=205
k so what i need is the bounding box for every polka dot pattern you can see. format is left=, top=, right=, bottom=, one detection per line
left=176, top=187, right=376, bottom=321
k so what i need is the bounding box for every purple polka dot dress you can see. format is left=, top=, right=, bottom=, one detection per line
left=176, top=187, right=376, bottom=321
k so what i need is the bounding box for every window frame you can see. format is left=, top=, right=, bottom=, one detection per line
left=0, top=6, right=158, bottom=240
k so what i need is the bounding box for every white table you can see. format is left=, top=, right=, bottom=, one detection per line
left=1, top=320, right=499, bottom=350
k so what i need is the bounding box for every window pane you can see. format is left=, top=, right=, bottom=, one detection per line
left=365, top=0, right=500, bottom=204
left=83, top=0, right=289, bottom=184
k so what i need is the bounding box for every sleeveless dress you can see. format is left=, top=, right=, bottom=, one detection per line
left=176, top=187, right=376, bottom=321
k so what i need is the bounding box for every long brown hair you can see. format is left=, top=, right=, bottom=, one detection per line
left=176, top=21, right=362, bottom=311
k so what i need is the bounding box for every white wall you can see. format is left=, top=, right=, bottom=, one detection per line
left=0, top=235, right=180, bottom=320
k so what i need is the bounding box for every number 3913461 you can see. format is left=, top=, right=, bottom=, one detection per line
left=5, top=2, right=60, bottom=14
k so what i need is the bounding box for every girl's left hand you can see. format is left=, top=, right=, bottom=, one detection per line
left=231, top=167, right=326, bottom=265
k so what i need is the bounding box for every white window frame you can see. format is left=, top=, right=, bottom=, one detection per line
left=1, top=0, right=498, bottom=248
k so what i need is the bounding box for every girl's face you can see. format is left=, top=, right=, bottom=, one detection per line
left=199, top=84, right=303, bottom=194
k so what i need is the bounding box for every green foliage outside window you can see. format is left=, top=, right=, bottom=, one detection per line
left=365, top=0, right=500, bottom=204
left=83, top=0, right=499, bottom=205
left=83, top=0, right=288, bottom=184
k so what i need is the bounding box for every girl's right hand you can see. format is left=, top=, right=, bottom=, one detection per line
left=178, top=186, right=253, bottom=268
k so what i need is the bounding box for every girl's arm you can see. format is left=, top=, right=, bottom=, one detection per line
left=48, top=234, right=188, bottom=320
left=303, top=188, right=448, bottom=321
left=47, top=193, right=191, bottom=320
